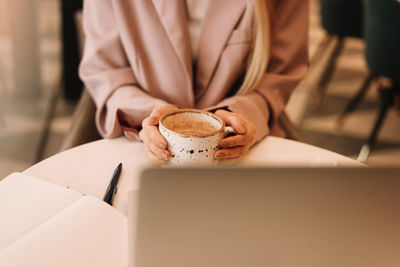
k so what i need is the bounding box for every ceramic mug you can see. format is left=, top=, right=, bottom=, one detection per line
left=159, top=109, right=234, bottom=166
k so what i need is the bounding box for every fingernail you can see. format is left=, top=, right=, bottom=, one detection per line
left=219, top=141, right=228, bottom=147
left=158, top=141, right=166, bottom=149
left=149, top=117, right=158, bottom=125
left=237, top=125, right=246, bottom=134
left=215, top=152, right=225, bottom=159
left=161, top=152, right=169, bottom=160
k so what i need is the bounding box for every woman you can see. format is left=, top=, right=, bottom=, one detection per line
left=79, top=0, right=308, bottom=164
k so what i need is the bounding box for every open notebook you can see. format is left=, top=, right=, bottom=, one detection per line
left=0, top=172, right=127, bottom=267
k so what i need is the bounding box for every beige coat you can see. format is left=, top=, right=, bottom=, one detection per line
left=79, top=0, right=309, bottom=142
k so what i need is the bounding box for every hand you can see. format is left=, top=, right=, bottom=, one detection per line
left=139, top=105, right=179, bottom=165
left=214, top=109, right=256, bottom=161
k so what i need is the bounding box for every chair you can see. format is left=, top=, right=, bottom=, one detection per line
left=59, top=89, right=101, bottom=151
left=309, top=0, right=364, bottom=111
left=338, top=0, right=400, bottom=161
left=320, top=0, right=363, bottom=39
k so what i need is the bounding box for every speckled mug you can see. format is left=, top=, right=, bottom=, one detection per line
left=159, top=109, right=233, bottom=166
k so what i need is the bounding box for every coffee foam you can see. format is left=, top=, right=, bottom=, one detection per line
left=162, top=111, right=221, bottom=136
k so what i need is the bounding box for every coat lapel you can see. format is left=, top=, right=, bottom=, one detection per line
left=151, top=0, right=248, bottom=104
left=151, top=0, right=194, bottom=104
left=196, top=0, right=248, bottom=94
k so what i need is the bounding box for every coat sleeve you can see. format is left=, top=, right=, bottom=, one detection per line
left=214, top=0, right=309, bottom=142
left=79, top=0, right=169, bottom=140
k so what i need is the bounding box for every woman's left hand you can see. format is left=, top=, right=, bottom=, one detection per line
left=214, top=109, right=256, bottom=161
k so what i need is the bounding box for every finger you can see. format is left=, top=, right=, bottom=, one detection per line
left=215, top=145, right=249, bottom=160
left=147, top=140, right=170, bottom=161
left=215, top=110, right=246, bottom=134
left=219, top=134, right=252, bottom=148
left=140, top=127, right=170, bottom=159
left=215, top=158, right=239, bottom=165
left=149, top=106, right=179, bottom=125
left=143, top=106, right=178, bottom=127
left=249, top=136, right=256, bottom=147
left=142, top=116, right=159, bottom=126
left=145, top=146, right=168, bottom=165
left=141, top=126, right=167, bottom=149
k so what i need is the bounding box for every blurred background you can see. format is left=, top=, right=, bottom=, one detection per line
left=0, top=0, right=399, bottom=177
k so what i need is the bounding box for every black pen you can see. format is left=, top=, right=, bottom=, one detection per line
left=103, top=163, right=122, bottom=206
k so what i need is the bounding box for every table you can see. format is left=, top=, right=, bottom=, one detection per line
left=24, top=136, right=364, bottom=215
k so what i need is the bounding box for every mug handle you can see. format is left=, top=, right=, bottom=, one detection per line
left=223, top=126, right=237, bottom=138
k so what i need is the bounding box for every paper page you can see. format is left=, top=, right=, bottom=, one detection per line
left=0, top=196, right=128, bottom=267
left=0, top=172, right=82, bottom=250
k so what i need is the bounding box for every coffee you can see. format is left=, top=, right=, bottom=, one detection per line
left=166, top=121, right=217, bottom=136
left=161, top=111, right=220, bottom=136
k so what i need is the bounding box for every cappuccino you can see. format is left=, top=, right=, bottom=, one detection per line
left=161, top=111, right=221, bottom=137
left=166, top=121, right=217, bottom=136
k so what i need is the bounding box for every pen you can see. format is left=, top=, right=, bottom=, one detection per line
left=103, top=163, right=122, bottom=206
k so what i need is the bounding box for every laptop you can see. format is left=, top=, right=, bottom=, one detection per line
left=128, top=167, right=400, bottom=267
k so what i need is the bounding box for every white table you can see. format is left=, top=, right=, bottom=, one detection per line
left=24, top=136, right=363, bottom=215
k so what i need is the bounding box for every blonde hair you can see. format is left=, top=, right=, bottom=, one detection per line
left=235, top=0, right=272, bottom=96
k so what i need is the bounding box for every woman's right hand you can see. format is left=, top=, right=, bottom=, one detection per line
left=139, top=105, right=179, bottom=165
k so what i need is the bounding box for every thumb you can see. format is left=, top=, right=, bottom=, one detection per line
left=147, top=116, right=159, bottom=125
left=142, top=115, right=159, bottom=127
left=215, top=110, right=246, bottom=134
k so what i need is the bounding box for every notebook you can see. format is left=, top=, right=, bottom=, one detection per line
left=129, top=167, right=400, bottom=267
left=0, top=172, right=127, bottom=267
